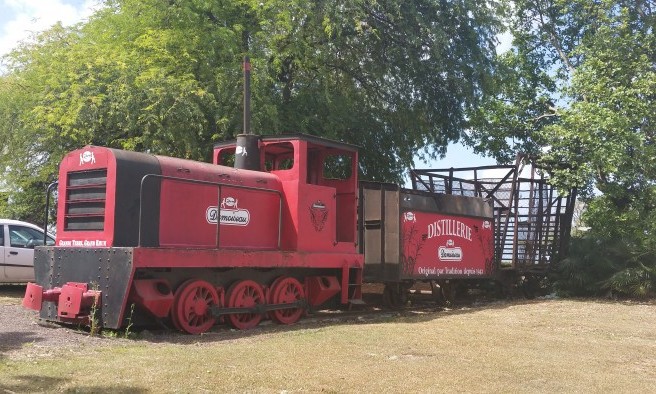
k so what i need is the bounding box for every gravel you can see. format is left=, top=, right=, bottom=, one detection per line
left=0, top=303, right=128, bottom=361
left=0, top=285, right=135, bottom=361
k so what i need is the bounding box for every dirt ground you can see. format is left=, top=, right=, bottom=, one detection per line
left=0, top=285, right=133, bottom=360
left=2, top=283, right=655, bottom=363
left=0, top=284, right=388, bottom=360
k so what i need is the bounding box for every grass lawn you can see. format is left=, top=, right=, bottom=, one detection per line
left=1, top=298, right=655, bottom=393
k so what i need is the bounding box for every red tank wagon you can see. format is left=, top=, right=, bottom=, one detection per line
left=409, top=157, right=577, bottom=299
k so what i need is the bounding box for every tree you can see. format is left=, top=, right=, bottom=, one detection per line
left=0, top=0, right=504, bottom=221
left=468, top=0, right=656, bottom=297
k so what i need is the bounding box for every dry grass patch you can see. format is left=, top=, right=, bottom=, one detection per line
left=1, top=298, right=655, bottom=393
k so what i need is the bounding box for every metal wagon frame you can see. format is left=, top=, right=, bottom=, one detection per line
left=409, top=154, right=577, bottom=277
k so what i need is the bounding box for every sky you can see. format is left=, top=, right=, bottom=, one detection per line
left=0, top=0, right=501, bottom=172
left=0, top=0, right=98, bottom=58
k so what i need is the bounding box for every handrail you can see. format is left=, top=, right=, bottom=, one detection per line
left=138, top=174, right=283, bottom=248
left=43, top=181, right=59, bottom=245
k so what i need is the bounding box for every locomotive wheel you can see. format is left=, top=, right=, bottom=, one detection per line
left=172, top=279, right=219, bottom=334
left=170, top=279, right=196, bottom=331
left=268, top=277, right=305, bottom=325
left=226, top=280, right=265, bottom=330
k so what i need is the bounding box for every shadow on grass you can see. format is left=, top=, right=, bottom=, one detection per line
left=0, top=331, right=43, bottom=358
left=60, top=386, right=148, bottom=393
left=3, top=282, right=653, bottom=348
left=0, top=284, right=27, bottom=302
left=0, top=375, right=67, bottom=393
left=132, top=292, right=656, bottom=346
left=0, top=285, right=48, bottom=362
left=0, top=376, right=147, bottom=394
left=128, top=293, right=559, bottom=345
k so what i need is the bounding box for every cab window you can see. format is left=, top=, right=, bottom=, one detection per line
left=323, top=153, right=353, bottom=180
left=264, top=142, right=295, bottom=172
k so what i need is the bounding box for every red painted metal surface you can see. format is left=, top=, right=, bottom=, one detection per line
left=57, top=282, right=101, bottom=320
left=56, top=146, right=117, bottom=247
left=305, top=276, right=341, bottom=306
left=130, top=279, right=174, bottom=318
left=132, top=248, right=363, bottom=270
left=400, top=210, right=495, bottom=279
left=214, top=137, right=359, bottom=254
left=23, top=282, right=101, bottom=321
left=156, top=156, right=283, bottom=249
left=23, top=282, right=46, bottom=310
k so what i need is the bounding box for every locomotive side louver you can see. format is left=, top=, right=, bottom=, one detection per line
left=64, top=169, right=107, bottom=231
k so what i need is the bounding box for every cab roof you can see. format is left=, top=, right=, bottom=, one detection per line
left=213, top=133, right=360, bottom=153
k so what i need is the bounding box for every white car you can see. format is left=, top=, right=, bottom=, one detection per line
left=0, top=219, right=55, bottom=283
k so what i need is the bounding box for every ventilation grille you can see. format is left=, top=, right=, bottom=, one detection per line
left=64, top=169, right=107, bottom=231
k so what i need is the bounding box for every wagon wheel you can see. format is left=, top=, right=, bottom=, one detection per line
left=520, top=275, right=538, bottom=300
left=171, top=279, right=219, bottom=334
left=430, top=280, right=446, bottom=305
left=268, top=277, right=305, bottom=325
left=439, top=281, right=458, bottom=306
left=226, top=280, right=265, bottom=330
left=382, top=283, right=408, bottom=309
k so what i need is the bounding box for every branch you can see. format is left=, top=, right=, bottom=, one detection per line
left=530, top=112, right=558, bottom=122
left=530, top=103, right=559, bottom=122
left=535, top=2, right=577, bottom=76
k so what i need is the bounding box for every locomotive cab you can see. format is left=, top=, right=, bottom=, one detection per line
left=214, top=134, right=359, bottom=253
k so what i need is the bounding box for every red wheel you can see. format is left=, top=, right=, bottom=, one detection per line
left=172, top=280, right=219, bottom=334
left=226, top=280, right=265, bottom=330
left=269, top=277, right=305, bottom=325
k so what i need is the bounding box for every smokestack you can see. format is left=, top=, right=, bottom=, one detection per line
left=234, top=56, right=260, bottom=171
left=243, top=56, right=251, bottom=135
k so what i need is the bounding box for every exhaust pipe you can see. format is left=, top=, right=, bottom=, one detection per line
left=234, top=56, right=260, bottom=171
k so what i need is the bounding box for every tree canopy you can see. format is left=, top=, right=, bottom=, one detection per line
left=0, top=0, right=504, bottom=223
left=3, top=0, right=654, bottom=297
left=467, top=0, right=656, bottom=297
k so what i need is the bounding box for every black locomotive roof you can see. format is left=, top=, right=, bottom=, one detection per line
left=213, top=133, right=360, bottom=152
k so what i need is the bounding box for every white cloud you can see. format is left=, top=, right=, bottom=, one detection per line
left=0, top=0, right=99, bottom=57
